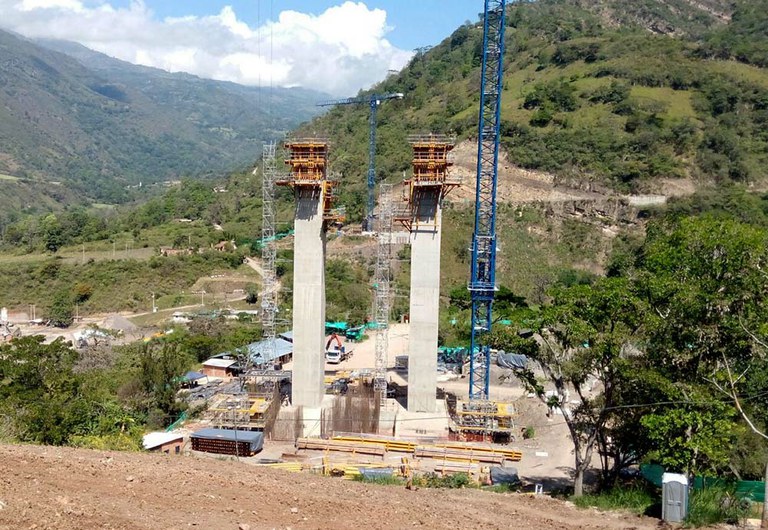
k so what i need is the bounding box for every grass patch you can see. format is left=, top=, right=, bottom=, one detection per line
left=572, top=485, right=658, bottom=516
left=352, top=474, right=403, bottom=486
left=630, top=86, right=696, bottom=120
left=685, top=485, right=750, bottom=528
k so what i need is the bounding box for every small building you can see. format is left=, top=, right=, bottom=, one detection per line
left=142, top=432, right=185, bottom=454
left=159, top=246, right=193, bottom=257
left=201, top=358, right=238, bottom=379
left=190, top=428, right=264, bottom=456
left=244, top=336, right=293, bottom=368
left=212, top=333, right=294, bottom=373
left=181, top=370, right=209, bottom=388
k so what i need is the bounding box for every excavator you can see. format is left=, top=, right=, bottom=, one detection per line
left=325, top=333, right=352, bottom=364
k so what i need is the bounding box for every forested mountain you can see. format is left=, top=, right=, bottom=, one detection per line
left=305, top=0, right=767, bottom=216
left=0, top=29, right=325, bottom=207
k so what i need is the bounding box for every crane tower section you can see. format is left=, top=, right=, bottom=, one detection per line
left=468, top=0, right=507, bottom=401
left=317, top=93, right=404, bottom=231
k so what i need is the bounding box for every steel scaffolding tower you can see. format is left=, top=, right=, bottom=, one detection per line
left=468, top=0, right=507, bottom=401
left=373, top=183, right=394, bottom=401
left=260, top=141, right=279, bottom=366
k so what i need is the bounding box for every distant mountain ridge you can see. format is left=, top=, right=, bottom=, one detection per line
left=0, top=29, right=326, bottom=206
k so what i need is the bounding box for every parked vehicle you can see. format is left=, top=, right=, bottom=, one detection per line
left=325, top=333, right=352, bottom=364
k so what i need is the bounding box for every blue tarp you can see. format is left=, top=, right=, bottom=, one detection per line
left=191, top=428, right=264, bottom=452
left=490, top=466, right=520, bottom=485
left=496, top=351, right=528, bottom=370
left=183, top=371, right=206, bottom=381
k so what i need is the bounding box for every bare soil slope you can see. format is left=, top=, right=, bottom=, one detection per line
left=0, top=444, right=659, bottom=530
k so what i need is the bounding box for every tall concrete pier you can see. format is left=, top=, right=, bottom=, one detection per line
left=408, top=197, right=442, bottom=412
left=278, top=139, right=340, bottom=410
left=291, top=187, right=326, bottom=407
left=397, top=135, right=458, bottom=412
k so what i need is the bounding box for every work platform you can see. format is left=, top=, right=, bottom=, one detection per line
left=278, top=138, right=345, bottom=223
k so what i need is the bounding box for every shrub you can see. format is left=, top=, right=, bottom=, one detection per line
left=686, top=485, right=750, bottom=527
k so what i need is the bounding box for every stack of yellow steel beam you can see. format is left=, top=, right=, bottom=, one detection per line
left=432, top=443, right=522, bottom=461
left=331, top=435, right=417, bottom=453
left=296, top=437, right=386, bottom=456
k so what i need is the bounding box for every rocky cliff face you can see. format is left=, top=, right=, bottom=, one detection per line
left=566, top=0, right=732, bottom=35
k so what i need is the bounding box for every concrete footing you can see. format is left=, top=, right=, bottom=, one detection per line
left=395, top=399, right=449, bottom=439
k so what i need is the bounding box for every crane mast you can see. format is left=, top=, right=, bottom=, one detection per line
left=468, top=0, right=507, bottom=401
left=317, top=92, right=404, bottom=231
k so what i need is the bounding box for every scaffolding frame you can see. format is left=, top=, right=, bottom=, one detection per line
left=373, top=183, right=394, bottom=402
left=259, top=141, right=279, bottom=369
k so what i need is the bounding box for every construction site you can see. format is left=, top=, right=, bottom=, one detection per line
left=167, top=0, right=533, bottom=488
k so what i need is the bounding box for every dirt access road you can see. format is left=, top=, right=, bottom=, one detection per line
left=0, top=444, right=660, bottom=530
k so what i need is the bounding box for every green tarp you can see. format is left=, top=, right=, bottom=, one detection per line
left=641, top=465, right=765, bottom=502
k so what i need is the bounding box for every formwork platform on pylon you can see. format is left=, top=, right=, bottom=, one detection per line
left=279, top=138, right=329, bottom=185
left=277, top=138, right=344, bottom=223
left=395, top=134, right=460, bottom=231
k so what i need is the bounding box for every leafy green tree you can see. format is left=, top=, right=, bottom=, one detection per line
left=48, top=289, right=74, bottom=328
left=245, top=283, right=259, bottom=305
left=136, top=342, right=193, bottom=427
left=0, top=336, right=139, bottom=446
left=491, top=277, right=644, bottom=496
left=41, top=214, right=63, bottom=253
left=73, top=282, right=93, bottom=304
left=641, top=401, right=741, bottom=474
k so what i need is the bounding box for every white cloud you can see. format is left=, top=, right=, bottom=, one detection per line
left=18, top=0, right=83, bottom=12
left=0, top=0, right=413, bottom=95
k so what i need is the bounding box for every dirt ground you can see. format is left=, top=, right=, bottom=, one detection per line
left=0, top=443, right=662, bottom=530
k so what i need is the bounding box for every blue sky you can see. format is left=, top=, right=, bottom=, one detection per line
left=0, top=0, right=482, bottom=94
left=123, top=1, right=481, bottom=50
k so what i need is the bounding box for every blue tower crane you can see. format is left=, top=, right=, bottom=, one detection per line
left=317, top=92, right=404, bottom=231
left=468, top=0, right=507, bottom=400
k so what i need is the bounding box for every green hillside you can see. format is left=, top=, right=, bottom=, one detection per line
left=3, top=0, right=768, bottom=323
left=305, top=0, right=767, bottom=215
left=0, top=30, right=325, bottom=205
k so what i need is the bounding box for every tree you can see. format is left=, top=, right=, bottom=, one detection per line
left=136, top=342, right=193, bottom=427
left=48, top=290, right=74, bottom=328
left=41, top=214, right=63, bottom=253
left=245, top=283, right=258, bottom=305
left=492, top=277, right=644, bottom=496
left=0, top=336, right=139, bottom=447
